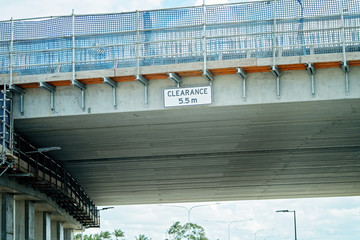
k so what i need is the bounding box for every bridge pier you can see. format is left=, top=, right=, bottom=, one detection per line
left=51, top=222, right=64, bottom=240
left=1, top=193, right=14, bottom=240
left=0, top=193, right=76, bottom=240
left=63, top=229, right=74, bottom=240
left=35, top=211, right=51, bottom=240
left=25, top=201, right=35, bottom=240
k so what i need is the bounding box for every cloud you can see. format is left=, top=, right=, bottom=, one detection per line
left=83, top=197, right=360, bottom=240
left=0, top=0, right=165, bottom=20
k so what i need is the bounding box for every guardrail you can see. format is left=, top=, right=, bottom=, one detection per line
left=0, top=0, right=359, bottom=81
left=1, top=131, right=100, bottom=227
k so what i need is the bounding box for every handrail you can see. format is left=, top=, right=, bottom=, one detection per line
left=0, top=0, right=359, bottom=77
left=11, top=133, right=100, bottom=227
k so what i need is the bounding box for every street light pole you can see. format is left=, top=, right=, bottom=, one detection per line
left=205, top=219, right=252, bottom=240
left=276, top=210, right=297, bottom=240
left=161, top=203, right=219, bottom=240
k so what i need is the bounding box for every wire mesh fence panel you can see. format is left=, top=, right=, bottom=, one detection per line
left=207, top=1, right=274, bottom=24
left=75, top=60, right=115, bottom=71
left=75, top=13, right=137, bottom=35
left=0, top=0, right=359, bottom=76
left=0, top=22, right=11, bottom=42
left=13, top=65, right=61, bottom=76
left=343, top=0, right=360, bottom=15
left=13, top=17, right=72, bottom=40
left=0, top=52, right=9, bottom=75
left=138, top=7, right=203, bottom=30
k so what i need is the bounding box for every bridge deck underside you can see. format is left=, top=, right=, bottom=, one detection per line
left=15, top=99, right=360, bottom=205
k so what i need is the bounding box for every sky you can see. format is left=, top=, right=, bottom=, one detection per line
left=89, top=197, right=360, bottom=240
left=0, top=0, right=359, bottom=239
left=0, top=0, right=241, bottom=21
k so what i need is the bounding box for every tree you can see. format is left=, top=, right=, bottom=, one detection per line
left=113, top=229, right=125, bottom=240
left=74, top=233, right=82, bottom=240
left=166, top=221, right=208, bottom=240
left=135, top=234, right=152, bottom=240
left=100, top=231, right=111, bottom=239
left=93, top=234, right=101, bottom=240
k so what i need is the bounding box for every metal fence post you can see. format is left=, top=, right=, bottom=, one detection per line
left=272, top=0, right=277, bottom=67
left=339, top=0, right=350, bottom=95
left=72, top=10, right=76, bottom=83
left=9, top=18, right=14, bottom=86
left=203, top=0, right=207, bottom=71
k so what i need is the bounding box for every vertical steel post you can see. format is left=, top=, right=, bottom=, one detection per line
left=72, top=10, right=76, bottom=82
left=9, top=88, right=14, bottom=153
left=136, top=10, right=140, bottom=76
left=9, top=18, right=14, bottom=86
left=144, top=85, right=148, bottom=106
left=203, top=0, right=207, bottom=72
left=272, top=0, right=277, bottom=67
left=1, top=85, right=6, bottom=164
left=340, top=0, right=347, bottom=64
left=311, top=73, right=315, bottom=96
left=339, top=0, right=350, bottom=95
left=50, top=92, right=54, bottom=111
left=112, top=87, right=117, bottom=108
left=243, top=77, right=246, bottom=100
left=293, top=211, right=297, bottom=240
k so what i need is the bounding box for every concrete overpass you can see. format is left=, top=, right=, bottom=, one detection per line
left=0, top=0, right=360, bottom=239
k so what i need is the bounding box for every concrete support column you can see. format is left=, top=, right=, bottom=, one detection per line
left=25, top=201, right=35, bottom=240
left=43, top=212, right=51, bottom=240
left=15, top=200, right=25, bottom=239
left=64, top=229, right=74, bottom=240
left=35, top=211, right=51, bottom=240
left=51, top=221, right=64, bottom=240
left=1, top=193, right=14, bottom=240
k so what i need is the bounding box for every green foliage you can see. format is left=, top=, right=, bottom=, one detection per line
left=100, top=231, right=112, bottom=239
left=166, top=221, right=208, bottom=240
left=135, top=234, right=152, bottom=240
left=74, top=233, right=82, bottom=240
left=74, top=222, right=208, bottom=240
left=114, top=229, right=125, bottom=239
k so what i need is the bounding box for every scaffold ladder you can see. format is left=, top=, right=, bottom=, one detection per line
left=0, top=84, right=15, bottom=177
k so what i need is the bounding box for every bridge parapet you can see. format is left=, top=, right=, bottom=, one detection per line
left=0, top=0, right=359, bottom=81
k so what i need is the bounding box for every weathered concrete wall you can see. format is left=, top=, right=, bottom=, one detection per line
left=15, top=200, right=25, bottom=239
left=1, top=193, right=14, bottom=240
left=13, top=66, right=360, bottom=119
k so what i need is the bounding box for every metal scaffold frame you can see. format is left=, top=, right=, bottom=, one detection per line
left=0, top=0, right=358, bottom=78
left=0, top=87, right=100, bottom=227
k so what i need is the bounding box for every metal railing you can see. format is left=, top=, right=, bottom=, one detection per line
left=0, top=0, right=359, bottom=78
left=0, top=93, right=100, bottom=227
left=0, top=84, right=14, bottom=176
left=10, top=134, right=100, bottom=227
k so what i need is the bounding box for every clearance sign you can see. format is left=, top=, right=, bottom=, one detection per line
left=163, top=86, right=212, bottom=108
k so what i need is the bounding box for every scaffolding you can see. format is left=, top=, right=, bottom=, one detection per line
left=0, top=86, right=100, bottom=228
left=0, top=0, right=359, bottom=77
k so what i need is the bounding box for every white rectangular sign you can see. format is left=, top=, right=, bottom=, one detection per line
left=164, top=86, right=212, bottom=108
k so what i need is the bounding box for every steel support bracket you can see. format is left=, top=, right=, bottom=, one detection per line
left=103, top=77, right=118, bottom=108
left=271, top=65, right=281, bottom=97
left=202, top=69, right=215, bottom=83
left=72, top=80, right=86, bottom=111
left=168, top=73, right=182, bottom=87
left=39, top=82, right=56, bottom=111
left=136, top=75, right=149, bottom=106
left=136, top=75, right=149, bottom=86
left=341, top=61, right=350, bottom=95
left=9, top=84, right=25, bottom=114
left=306, top=63, right=316, bottom=96
left=236, top=68, right=248, bottom=100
